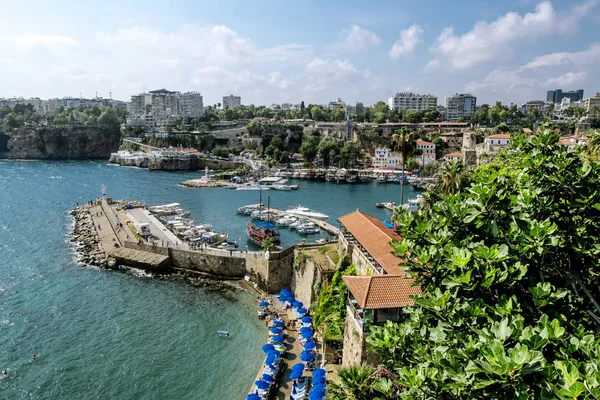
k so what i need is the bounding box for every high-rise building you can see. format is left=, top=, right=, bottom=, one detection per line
left=584, top=93, right=600, bottom=114
left=222, top=94, right=241, bottom=109
left=546, top=89, right=584, bottom=103
left=388, top=92, right=437, bottom=112
left=345, top=102, right=364, bottom=116
left=126, top=89, right=204, bottom=128
left=444, top=93, right=477, bottom=121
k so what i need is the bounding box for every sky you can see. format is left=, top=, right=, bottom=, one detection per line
left=0, top=0, right=598, bottom=106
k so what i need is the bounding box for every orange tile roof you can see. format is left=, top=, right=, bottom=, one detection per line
left=416, top=140, right=434, bottom=145
left=342, top=275, right=421, bottom=309
left=445, top=151, right=462, bottom=158
left=486, top=133, right=511, bottom=139
left=522, top=128, right=533, bottom=133
left=339, top=211, right=404, bottom=275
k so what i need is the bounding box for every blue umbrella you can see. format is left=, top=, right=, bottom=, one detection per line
left=246, top=394, right=261, bottom=400
left=312, top=368, right=326, bottom=377
left=255, top=380, right=270, bottom=390
left=268, top=349, right=281, bottom=357
left=292, top=363, right=305, bottom=371
left=312, top=384, right=327, bottom=393
left=270, top=327, right=283, bottom=334
left=289, top=369, right=303, bottom=379
left=265, top=353, right=278, bottom=365
left=292, top=301, right=303, bottom=308
left=281, top=288, right=293, bottom=295
left=301, top=316, right=313, bottom=323
left=300, top=327, right=313, bottom=333
left=297, top=307, right=307, bottom=314
left=300, top=352, right=315, bottom=362
left=265, top=363, right=276, bottom=371
left=262, top=374, right=275, bottom=383
left=301, top=331, right=314, bottom=339
left=312, top=376, right=326, bottom=385
left=262, top=344, right=275, bottom=354
left=272, top=320, right=284, bottom=327
left=308, top=392, right=323, bottom=400
left=280, top=296, right=294, bottom=303
left=304, top=341, right=316, bottom=350
left=259, top=301, right=269, bottom=307
left=271, top=335, right=284, bottom=343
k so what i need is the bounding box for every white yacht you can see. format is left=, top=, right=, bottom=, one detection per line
left=286, top=206, right=329, bottom=220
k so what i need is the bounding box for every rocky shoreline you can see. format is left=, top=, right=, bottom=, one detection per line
left=179, top=179, right=236, bottom=188
left=69, top=206, right=117, bottom=268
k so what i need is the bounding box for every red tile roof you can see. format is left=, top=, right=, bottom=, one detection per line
left=339, top=211, right=404, bottom=275
left=343, top=275, right=421, bottom=309
left=445, top=151, right=462, bottom=158
left=486, top=133, right=511, bottom=139
left=522, top=128, right=533, bottom=133
left=416, top=140, right=434, bottom=145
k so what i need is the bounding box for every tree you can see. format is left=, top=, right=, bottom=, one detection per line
left=340, top=141, right=363, bottom=168
left=405, top=157, right=419, bottom=171
left=365, top=131, right=600, bottom=399
left=311, top=106, right=323, bottom=121
left=391, top=128, right=417, bottom=204
left=261, top=236, right=275, bottom=251
left=264, top=136, right=283, bottom=158
left=422, top=160, right=440, bottom=177
left=329, top=364, right=377, bottom=400
left=318, top=138, right=338, bottom=167
left=423, top=109, right=440, bottom=122
left=403, top=110, right=421, bottom=123
left=436, top=159, right=469, bottom=194
left=97, top=108, right=119, bottom=126
left=300, top=135, right=320, bottom=163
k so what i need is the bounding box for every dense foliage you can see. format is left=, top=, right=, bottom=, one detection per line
left=338, top=131, right=600, bottom=399
left=312, top=259, right=356, bottom=343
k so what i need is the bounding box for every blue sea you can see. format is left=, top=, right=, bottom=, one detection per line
left=0, top=160, right=417, bottom=399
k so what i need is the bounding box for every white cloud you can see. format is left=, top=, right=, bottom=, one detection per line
left=423, top=59, right=440, bottom=73
left=523, top=43, right=600, bottom=69
left=431, top=1, right=598, bottom=69
left=389, top=24, right=423, bottom=60
left=304, top=58, right=370, bottom=92
left=465, top=68, right=537, bottom=93
left=329, top=25, right=381, bottom=53
left=545, top=71, right=588, bottom=86
left=0, top=34, right=79, bottom=49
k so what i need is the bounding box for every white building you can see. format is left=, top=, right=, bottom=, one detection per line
left=223, top=94, right=241, bottom=109
left=0, top=97, right=46, bottom=114
left=484, top=134, right=511, bottom=153
left=372, top=147, right=403, bottom=169
left=388, top=92, right=437, bottom=112
left=126, top=89, right=204, bottom=128
left=327, top=98, right=346, bottom=110
left=520, top=100, right=546, bottom=114
left=444, top=93, right=476, bottom=121
left=416, top=139, right=436, bottom=154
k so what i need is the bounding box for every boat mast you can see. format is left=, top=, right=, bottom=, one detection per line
left=267, top=192, right=271, bottom=222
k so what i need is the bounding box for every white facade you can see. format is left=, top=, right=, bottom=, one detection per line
left=520, top=100, right=545, bottom=114
left=416, top=139, right=436, bottom=154
left=388, top=92, right=437, bottom=112
left=484, top=134, right=511, bottom=153
left=126, top=89, right=204, bottom=128
left=223, top=94, right=241, bottom=109
left=372, top=147, right=404, bottom=169
left=444, top=93, right=476, bottom=121
left=419, top=153, right=436, bottom=166
left=0, top=96, right=126, bottom=115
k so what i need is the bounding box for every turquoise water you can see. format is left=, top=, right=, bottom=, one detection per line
left=0, top=160, right=417, bottom=399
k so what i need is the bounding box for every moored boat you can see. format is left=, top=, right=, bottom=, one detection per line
left=286, top=205, right=329, bottom=220
left=246, top=220, right=281, bottom=246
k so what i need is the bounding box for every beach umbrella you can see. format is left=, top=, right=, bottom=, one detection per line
left=264, top=363, right=276, bottom=371
left=304, top=341, right=316, bottom=350
left=300, top=326, right=313, bottom=333
left=312, top=368, right=326, bottom=377
left=292, top=301, right=303, bottom=308
left=271, top=335, right=284, bottom=343
left=281, top=288, right=293, bottom=295
left=262, top=374, right=275, bottom=383
left=308, top=392, right=323, bottom=400
left=300, top=352, right=315, bottom=362
left=312, top=384, right=327, bottom=393
left=300, top=331, right=314, bottom=339
left=301, top=316, right=313, bottom=323
left=262, top=344, right=275, bottom=354
left=272, top=320, right=284, bottom=327
left=259, top=301, right=269, bottom=307
left=265, top=353, right=278, bottom=365
left=297, top=308, right=307, bottom=314
left=289, top=369, right=303, bottom=379
left=255, top=380, right=270, bottom=390
left=292, top=363, right=305, bottom=371
left=269, top=327, right=283, bottom=334
left=312, top=376, right=326, bottom=385
left=246, top=394, right=261, bottom=400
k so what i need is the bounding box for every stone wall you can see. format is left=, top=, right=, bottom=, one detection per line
left=342, top=306, right=367, bottom=368
left=266, top=250, right=295, bottom=293
left=245, top=252, right=271, bottom=290
left=123, top=240, right=169, bottom=256
left=292, top=257, right=318, bottom=307
left=169, top=248, right=247, bottom=278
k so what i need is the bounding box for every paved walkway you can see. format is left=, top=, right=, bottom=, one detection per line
left=273, top=303, right=302, bottom=400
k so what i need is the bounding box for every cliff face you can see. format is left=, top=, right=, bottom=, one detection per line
left=0, top=125, right=121, bottom=159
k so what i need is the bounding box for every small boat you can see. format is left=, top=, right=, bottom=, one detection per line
left=376, top=202, right=396, bottom=211
left=236, top=184, right=270, bottom=191
left=402, top=196, right=423, bottom=212
left=297, top=223, right=320, bottom=234
left=237, top=204, right=263, bottom=215
left=276, top=215, right=297, bottom=227
left=335, top=168, right=347, bottom=183
left=247, top=220, right=281, bottom=246
left=325, top=169, right=336, bottom=182
left=272, top=185, right=292, bottom=191
left=217, top=330, right=231, bottom=337
left=376, top=175, right=388, bottom=183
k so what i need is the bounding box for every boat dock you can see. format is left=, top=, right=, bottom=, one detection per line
left=267, top=209, right=340, bottom=236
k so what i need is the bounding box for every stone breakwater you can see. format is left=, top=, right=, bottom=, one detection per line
left=70, top=206, right=117, bottom=268
left=179, top=179, right=236, bottom=188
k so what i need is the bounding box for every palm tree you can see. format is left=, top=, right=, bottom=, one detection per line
left=328, top=363, right=377, bottom=400
left=391, top=128, right=417, bottom=204
left=436, top=159, right=468, bottom=194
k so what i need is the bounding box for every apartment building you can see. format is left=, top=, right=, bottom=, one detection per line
left=444, top=93, right=476, bottom=120
left=126, top=89, right=204, bottom=128
left=388, top=92, right=437, bottom=112
left=584, top=93, right=600, bottom=114
left=222, top=94, right=241, bottom=109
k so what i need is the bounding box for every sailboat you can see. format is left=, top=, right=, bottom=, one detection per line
left=246, top=189, right=280, bottom=246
